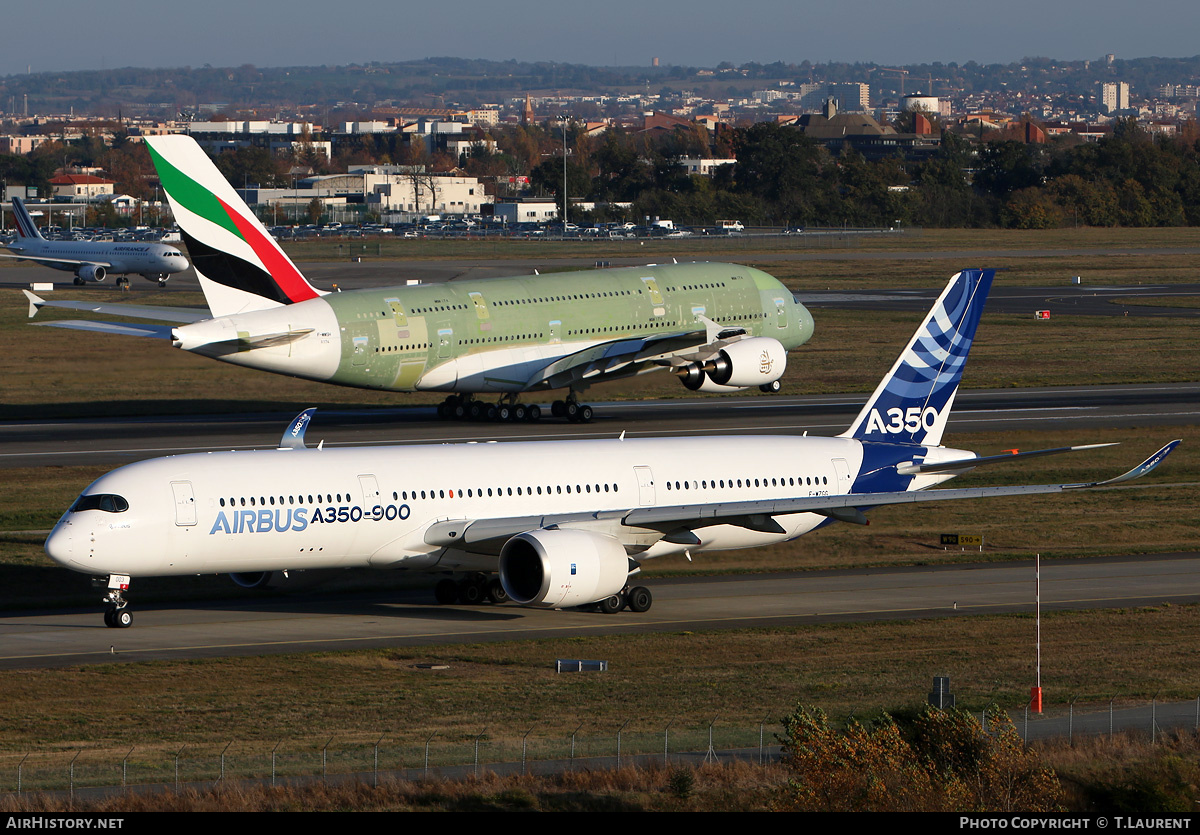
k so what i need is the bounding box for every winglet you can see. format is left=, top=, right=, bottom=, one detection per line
left=278, top=408, right=317, bottom=450
left=1069, top=439, right=1182, bottom=488
left=22, top=289, right=45, bottom=319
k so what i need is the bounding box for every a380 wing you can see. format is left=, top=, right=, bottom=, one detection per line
left=524, top=321, right=748, bottom=389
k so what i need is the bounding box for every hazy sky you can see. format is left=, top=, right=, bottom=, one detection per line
left=4, top=0, right=1198, bottom=77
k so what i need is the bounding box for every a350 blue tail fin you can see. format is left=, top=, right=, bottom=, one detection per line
left=10, top=196, right=44, bottom=241
left=841, top=268, right=994, bottom=447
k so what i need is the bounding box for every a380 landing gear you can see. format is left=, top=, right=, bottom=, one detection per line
left=550, top=390, right=594, bottom=423
left=436, top=395, right=542, bottom=423
left=97, top=573, right=133, bottom=628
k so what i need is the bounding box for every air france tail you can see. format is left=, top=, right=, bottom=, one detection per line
left=144, top=136, right=323, bottom=318
left=841, top=268, right=994, bottom=447
left=10, top=196, right=45, bottom=241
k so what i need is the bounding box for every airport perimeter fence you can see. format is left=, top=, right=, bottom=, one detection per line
left=0, top=720, right=779, bottom=798
left=3, top=694, right=1198, bottom=800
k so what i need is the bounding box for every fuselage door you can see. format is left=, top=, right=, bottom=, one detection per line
left=774, top=297, right=788, bottom=329
left=634, top=466, right=655, bottom=506
left=437, top=328, right=454, bottom=359
left=831, top=458, right=853, bottom=492
left=171, top=481, right=197, bottom=526
left=359, top=474, right=381, bottom=515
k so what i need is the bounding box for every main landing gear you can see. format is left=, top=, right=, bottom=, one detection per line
left=436, top=395, right=542, bottom=423
left=550, top=390, right=594, bottom=423
left=590, top=584, right=653, bottom=615
left=434, top=573, right=510, bottom=605
left=97, top=573, right=133, bottom=628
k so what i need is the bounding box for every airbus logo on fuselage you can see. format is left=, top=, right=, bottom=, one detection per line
left=864, top=406, right=940, bottom=435
left=208, top=502, right=411, bottom=535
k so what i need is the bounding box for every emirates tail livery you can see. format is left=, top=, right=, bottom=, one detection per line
left=23, top=135, right=814, bottom=422
left=45, top=267, right=1178, bottom=628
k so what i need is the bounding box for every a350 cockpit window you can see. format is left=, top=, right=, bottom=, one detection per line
left=70, top=494, right=129, bottom=513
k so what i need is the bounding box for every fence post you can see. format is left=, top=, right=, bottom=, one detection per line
left=424, top=732, right=436, bottom=781
left=175, top=745, right=186, bottom=793
left=521, top=725, right=536, bottom=776
left=617, top=719, right=631, bottom=769
left=219, top=741, right=232, bottom=785
left=570, top=722, right=584, bottom=769
left=473, top=727, right=488, bottom=778
left=704, top=715, right=720, bottom=763
left=69, top=750, right=80, bottom=803
left=271, top=740, right=281, bottom=788
left=664, top=718, right=675, bottom=766
left=373, top=734, right=385, bottom=788
left=122, top=746, right=134, bottom=794
left=759, top=714, right=771, bottom=765
left=322, top=736, right=334, bottom=784
left=17, top=753, right=28, bottom=796
left=1152, top=691, right=1161, bottom=743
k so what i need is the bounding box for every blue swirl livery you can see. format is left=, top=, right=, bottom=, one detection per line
left=841, top=269, right=994, bottom=447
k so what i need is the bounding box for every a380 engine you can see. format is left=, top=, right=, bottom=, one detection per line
left=498, top=529, right=633, bottom=608
left=679, top=337, right=787, bottom=392
left=76, top=265, right=107, bottom=282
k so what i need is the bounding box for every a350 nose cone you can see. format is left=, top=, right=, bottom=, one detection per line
left=44, top=522, right=76, bottom=568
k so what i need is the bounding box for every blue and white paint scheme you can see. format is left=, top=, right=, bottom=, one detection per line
left=44, top=269, right=1180, bottom=627
left=2, top=196, right=189, bottom=286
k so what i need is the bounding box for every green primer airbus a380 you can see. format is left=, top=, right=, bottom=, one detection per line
left=24, top=136, right=814, bottom=422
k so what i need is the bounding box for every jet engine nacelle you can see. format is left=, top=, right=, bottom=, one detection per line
left=499, top=529, right=632, bottom=608
left=707, top=337, right=787, bottom=387
left=76, top=265, right=107, bottom=282
left=677, top=363, right=748, bottom=393
left=229, top=571, right=282, bottom=589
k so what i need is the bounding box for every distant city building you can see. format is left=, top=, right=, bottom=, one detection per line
left=901, top=95, right=947, bottom=117
left=678, top=157, right=737, bottom=176
left=491, top=199, right=558, bottom=224
left=0, top=135, right=49, bottom=154
left=49, top=174, right=115, bottom=202
left=1099, top=82, right=1130, bottom=114
left=828, top=83, right=870, bottom=112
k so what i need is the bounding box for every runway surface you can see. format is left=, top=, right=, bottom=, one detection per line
left=3, top=554, right=1198, bottom=670
left=2, top=383, right=1197, bottom=468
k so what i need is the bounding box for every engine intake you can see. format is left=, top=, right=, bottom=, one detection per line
left=499, top=529, right=632, bottom=608
left=707, top=337, right=787, bottom=387
left=77, top=265, right=107, bottom=282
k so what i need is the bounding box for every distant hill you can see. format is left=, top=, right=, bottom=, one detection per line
left=2, top=54, right=1199, bottom=119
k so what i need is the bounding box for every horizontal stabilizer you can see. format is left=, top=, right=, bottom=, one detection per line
left=896, top=443, right=1119, bottom=475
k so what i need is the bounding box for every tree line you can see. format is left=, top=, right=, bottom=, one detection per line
left=7, top=117, right=1200, bottom=229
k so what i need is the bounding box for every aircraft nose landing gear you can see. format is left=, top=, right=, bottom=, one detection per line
left=95, top=573, right=133, bottom=628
